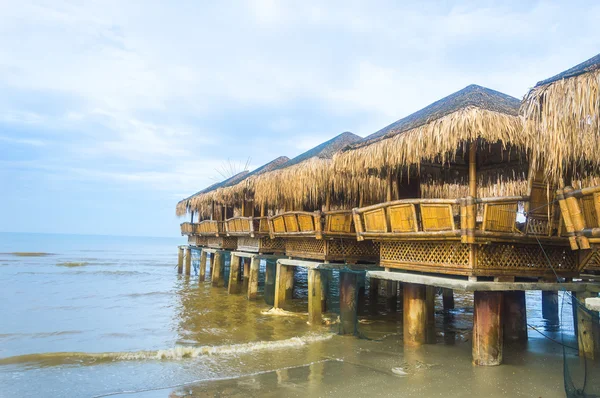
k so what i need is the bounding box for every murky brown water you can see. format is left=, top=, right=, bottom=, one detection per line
left=1, top=233, right=597, bottom=397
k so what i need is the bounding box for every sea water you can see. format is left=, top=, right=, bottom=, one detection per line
left=0, top=232, right=594, bottom=397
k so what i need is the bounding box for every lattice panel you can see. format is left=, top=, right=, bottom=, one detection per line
left=582, top=250, right=600, bottom=272
left=476, top=244, right=577, bottom=272
left=286, top=238, right=326, bottom=258
left=207, top=237, right=237, bottom=250
left=381, top=241, right=470, bottom=267
left=525, top=217, right=550, bottom=236
left=261, top=237, right=285, bottom=252
left=327, top=239, right=379, bottom=259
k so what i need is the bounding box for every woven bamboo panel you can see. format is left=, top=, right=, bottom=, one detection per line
left=482, top=203, right=517, bottom=233
left=237, top=237, right=260, bottom=252
left=283, top=215, right=299, bottom=232
left=526, top=217, right=551, bottom=236
left=388, top=204, right=417, bottom=232
left=476, top=244, right=577, bottom=273
left=380, top=241, right=470, bottom=273
left=326, top=213, right=354, bottom=234
left=236, top=237, right=285, bottom=253
left=421, top=204, right=455, bottom=231
left=297, top=214, right=314, bottom=231
left=581, top=195, right=599, bottom=228
left=286, top=238, right=326, bottom=260
left=258, top=218, right=269, bottom=233
left=181, top=223, right=193, bottom=235
left=188, top=236, right=207, bottom=246
left=364, top=208, right=387, bottom=233
left=206, top=236, right=237, bottom=250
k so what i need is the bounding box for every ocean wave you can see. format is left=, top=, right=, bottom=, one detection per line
left=0, top=333, right=333, bottom=367
left=119, top=291, right=172, bottom=298
left=0, top=330, right=84, bottom=340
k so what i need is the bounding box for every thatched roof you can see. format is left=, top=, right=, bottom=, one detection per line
left=522, top=53, right=600, bottom=182
left=333, top=84, right=523, bottom=177
left=253, top=132, right=362, bottom=209
left=175, top=170, right=249, bottom=217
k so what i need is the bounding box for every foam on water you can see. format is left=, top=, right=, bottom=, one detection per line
left=0, top=333, right=333, bottom=367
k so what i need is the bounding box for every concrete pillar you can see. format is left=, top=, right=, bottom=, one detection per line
left=228, top=254, right=241, bottom=294
left=274, top=263, right=294, bottom=309
left=503, top=291, right=527, bottom=343
left=403, top=283, right=428, bottom=346
left=212, top=251, right=224, bottom=287
left=339, top=271, right=358, bottom=335
left=542, top=291, right=559, bottom=322
left=574, top=291, right=598, bottom=359
left=199, top=250, right=207, bottom=281
left=308, top=269, right=323, bottom=325
left=247, top=257, right=260, bottom=300
left=442, top=288, right=455, bottom=311
left=184, top=247, right=192, bottom=276
left=473, top=291, right=503, bottom=366
left=177, top=247, right=184, bottom=274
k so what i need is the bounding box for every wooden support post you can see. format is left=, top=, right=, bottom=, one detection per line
left=199, top=250, right=207, bottom=282
left=382, top=280, right=398, bottom=312
left=177, top=247, right=184, bottom=274
left=503, top=291, right=528, bottom=343
left=339, top=271, right=358, bottom=335
left=308, top=269, right=323, bottom=325
left=247, top=257, right=260, bottom=300
left=208, top=253, right=214, bottom=279
left=426, top=285, right=436, bottom=344
left=442, top=288, right=454, bottom=311
left=473, top=291, right=503, bottom=366
left=369, top=277, right=380, bottom=311
left=212, top=251, right=224, bottom=287
left=184, top=247, right=192, bottom=276
left=274, top=263, right=294, bottom=309
left=264, top=259, right=276, bottom=306
left=542, top=291, right=559, bottom=322
left=228, top=254, right=241, bottom=294
left=243, top=258, right=250, bottom=280
left=575, top=291, right=598, bottom=359
left=403, top=283, right=428, bottom=346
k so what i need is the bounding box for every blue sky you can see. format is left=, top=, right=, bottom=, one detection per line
left=1, top=1, right=599, bottom=237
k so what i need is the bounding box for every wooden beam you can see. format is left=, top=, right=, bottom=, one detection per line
left=575, top=291, right=598, bottom=359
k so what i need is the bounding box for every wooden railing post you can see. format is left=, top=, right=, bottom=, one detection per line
left=352, top=209, right=365, bottom=241
left=314, top=211, right=323, bottom=240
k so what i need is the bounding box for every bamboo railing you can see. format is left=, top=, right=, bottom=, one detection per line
left=352, top=195, right=569, bottom=244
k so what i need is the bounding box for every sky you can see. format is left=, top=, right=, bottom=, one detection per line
left=1, top=0, right=599, bottom=237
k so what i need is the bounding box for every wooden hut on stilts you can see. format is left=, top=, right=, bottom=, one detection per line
left=522, top=53, right=600, bottom=274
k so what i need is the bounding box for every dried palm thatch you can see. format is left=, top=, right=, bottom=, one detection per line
left=521, top=53, right=600, bottom=183
left=333, top=85, right=524, bottom=178
left=175, top=171, right=249, bottom=217
left=252, top=132, right=362, bottom=209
